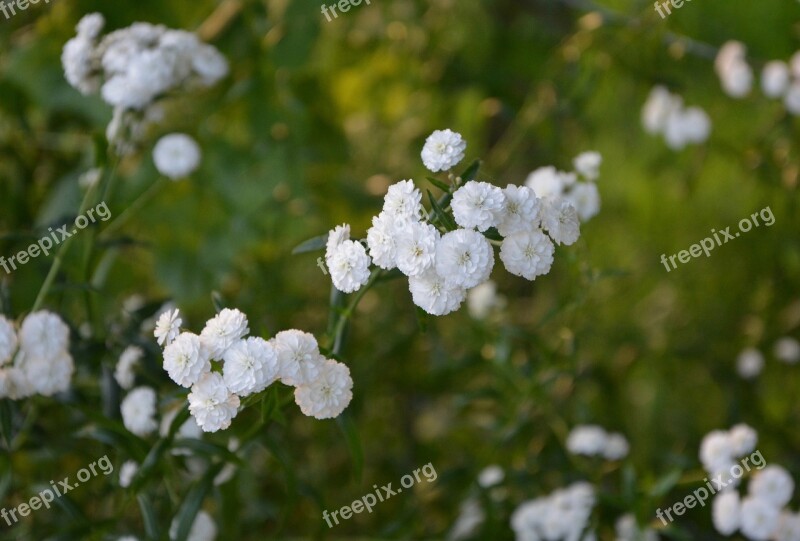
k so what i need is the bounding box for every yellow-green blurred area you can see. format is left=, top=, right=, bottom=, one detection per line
left=0, top=0, right=799, bottom=539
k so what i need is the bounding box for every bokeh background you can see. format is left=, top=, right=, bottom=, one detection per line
left=0, top=0, right=799, bottom=539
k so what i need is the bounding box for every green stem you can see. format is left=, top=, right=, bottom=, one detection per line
left=330, top=269, right=383, bottom=355
left=98, top=177, right=166, bottom=241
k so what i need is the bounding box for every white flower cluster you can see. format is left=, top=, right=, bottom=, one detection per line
left=701, top=425, right=800, bottom=540
left=566, top=425, right=630, bottom=461
left=642, top=86, right=711, bottom=150
left=511, top=482, right=596, bottom=541
left=615, top=514, right=659, bottom=541
left=324, top=131, right=590, bottom=316
left=524, top=151, right=602, bottom=222
left=0, top=312, right=74, bottom=399
left=156, top=308, right=353, bottom=432
left=736, top=338, right=800, bottom=380
left=715, top=41, right=754, bottom=99
left=61, top=13, right=228, bottom=154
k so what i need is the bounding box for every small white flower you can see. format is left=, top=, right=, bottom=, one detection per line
left=712, top=492, right=740, bottom=536
left=294, top=359, right=353, bottom=419
left=435, top=229, right=494, bottom=289
left=524, top=166, right=566, bottom=200
left=565, top=182, right=601, bottom=222
left=500, top=229, right=554, bottom=281
left=383, top=180, right=423, bottom=222
left=326, top=223, right=351, bottom=260
left=467, top=280, right=505, bottom=320
left=395, top=221, right=440, bottom=277
left=785, top=82, right=800, bottom=115
left=642, top=86, right=682, bottom=135
left=62, top=36, right=99, bottom=95
left=774, top=337, right=800, bottom=364
left=222, top=337, right=279, bottom=396
left=200, top=308, right=250, bottom=359
left=163, top=332, right=211, bottom=388
left=115, top=346, right=143, bottom=390
left=154, top=308, right=182, bottom=347
left=728, top=423, right=757, bottom=456
left=566, top=425, right=608, bottom=457
left=451, top=181, right=505, bottom=232
left=715, top=41, right=753, bottom=98
left=740, top=495, right=780, bottom=540
left=121, top=387, right=158, bottom=437
left=327, top=240, right=371, bottom=294
left=603, top=433, right=629, bottom=460
left=119, top=460, right=138, bottom=488
left=191, top=44, right=229, bottom=85
left=273, top=330, right=323, bottom=387
left=408, top=268, right=467, bottom=316
left=76, top=13, right=105, bottom=39
left=573, top=151, right=602, bottom=181
left=664, top=106, right=711, bottom=150
left=774, top=512, right=800, bottom=541
left=541, top=199, right=580, bottom=246
left=478, top=465, right=504, bottom=488
left=366, top=212, right=399, bottom=270
left=0, top=315, right=17, bottom=366
left=762, top=60, right=790, bottom=98
left=737, top=347, right=764, bottom=380
left=421, top=129, right=466, bottom=172
left=700, top=430, right=734, bottom=473
left=749, top=465, right=794, bottom=508
left=188, top=372, right=240, bottom=433
left=496, top=185, right=541, bottom=237
left=169, top=509, right=217, bottom=541
left=153, top=133, right=201, bottom=180
left=20, top=350, right=75, bottom=397
left=19, top=311, right=70, bottom=360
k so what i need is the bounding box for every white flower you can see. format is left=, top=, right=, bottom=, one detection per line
left=448, top=499, right=485, bottom=541
left=200, top=308, right=250, bottom=359
left=664, top=106, right=711, bottom=150
left=642, top=86, right=682, bottom=135
left=467, top=281, right=505, bottom=320
left=115, top=346, right=143, bottom=390
left=222, top=337, right=279, bottom=396
left=62, top=36, right=99, bottom=95
left=395, top=221, right=440, bottom=277
left=327, top=240, right=371, bottom=294
left=715, top=41, right=753, bottom=98
left=154, top=308, right=182, bottom=347
left=163, top=332, right=211, bottom=388
left=451, top=181, right=505, bottom=232
left=408, top=268, right=467, bottom=316
left=153, top=133, right=201, bottom=180
left=273, top=330, right=322, bottom=387
left=737, top=347, right=764, bottom=380
left=191, top=44, right=229, bottom=85
left=762, top=60, right=790, bottom=98
left=565, top=182, right=601, bottom=222
left=541, top=199, right=580, bottom=246
left=366, top=213, right=398, bottom=270
left=159, top=407, right=203, bottom=440
left=478, top=465, right=504, bottom=488
left=0, top=316, right=17, bottom=366
left=740, top=496, right=780, bottom=540
left=19, top=311, right=69, bottom=360
left=573, top=151, right=602, bottom=181
left=421, top=129, right=466, bottom=172
left=435, top=229, right=494, bottom=289
left=121, top=387, right=158, bottom=437
left=326, top=224, right=351, bottom=260
left=496, top=185, right=541, bottom=237
left=603, top=433, right=629, bottom=460
left=774, top=337, right=800, bottom=364
left=792, top=51, right=800, bottom=79
left=169, top=509, right=217, bottom=541
left=700, top=430, right=734, bottom=473
left=749, top=465, right=794, bottom=508
left=19, top=350, right=75, bottom=397
left=294, top=359, right=353, bottom=419
left=500, top=229, right=554, bottom=281
left=525, top=166, right=566, bottom=200
left=712, top=492, right=741, bottom=536
left=188, top=372, right=240, bottom=433
left=566, top=425, right=608, bottom=457
left=77, top=13, right=105, bottom=39
left=383, top=180, right=423, bottom=222
left=728, top=423, right=757, bottom=456
left=786, top=82, right=800, bottom=115
left=119, top=460, right=138, bottom=488
left=775, top=512, right=800, bottom=541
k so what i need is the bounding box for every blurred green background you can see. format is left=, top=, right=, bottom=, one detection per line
left=0, top=0, right=799, bottom=539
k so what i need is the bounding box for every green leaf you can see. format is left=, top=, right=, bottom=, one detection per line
left=336, top=413, right=364, bottom=482
left=459, top=159, right=481, bottom=184
left=0, top=400, right=14, bottom=448
left=415, top=306, right=429, bottom=333
left=173, top=463, right=224, bottom=541
left=211, top=291, right=225, bottom=313
left=649, top=468, right=683, bottom=498
left=427, top=190, right=457, bottom=231
left=292, top=234, right=327, bottom=255
left=137, top=493, right=161, bottom=541
left=426, top=176, right=451, bottom=192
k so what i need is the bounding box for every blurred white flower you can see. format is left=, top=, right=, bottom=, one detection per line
left=525, top=166, right=567, bottom=200
left=115, top=346, right=143, bottom=390
left=478, top=465, right=504, bottom=488
left=119, top=460, right=138, bottom=488
left=564, top=182, right=601, bottom=222
left=728, top=423, right=757, bottom=456
left=740, top=496, right=780, bottom=540
left=121, top=387, right=158, bottom=437
left=169, top=509, right=217, bottom=541
left=153, top=133, right=201, bottom=179
left=715, top=41, right=753, bottom=98
left=749, top=465, right=794, bottom=508
left=774, top=337, right=800, bottom=364
left=712, top=491, right=741, bottom=536
left=762, top=60, right=791, bottom=98
left=737, top=347, right=764, bottom=379
left=0, top=315, right=17, bottom=366
left=19, top=311, right=70, bottom=360
left=573, top=151, right=602, bottom=181
left=448, top=498, right=485, bottom=541
left=467, top=280, right=505, bottom=320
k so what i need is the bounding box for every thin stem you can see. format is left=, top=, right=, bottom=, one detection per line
left=330, top=269, right=383, bottom=355
left=98, top=177, right=166, bottom=241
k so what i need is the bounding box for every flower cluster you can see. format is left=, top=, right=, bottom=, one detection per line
left=155, top=308, right=353, bottom=432
left=703, top=426, right=800, bottom=540
left=524, top=151, right=602, bottom=222
left=565, top=424, right=630, bottom=461
left=736, top=338, right=800, bottom=380
left=642, top=86, right=712, bottom=150
left=324, top=130, right=592, bottom=316
left=61, top=13, right=228, bottom=154
left=510, top=482, right=596, bottom=541
left=0, top=312, right=74, bottom=399
left=715, top=41, right=754, bottom=99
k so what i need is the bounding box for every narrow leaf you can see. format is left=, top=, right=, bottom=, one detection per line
left=336, top=413, right=364, bottom=482
left=137, top=493, right=161, bottom=541
left=425, top=176, right=451, bottom=192
left=292, top=235, right=327, bottom=255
